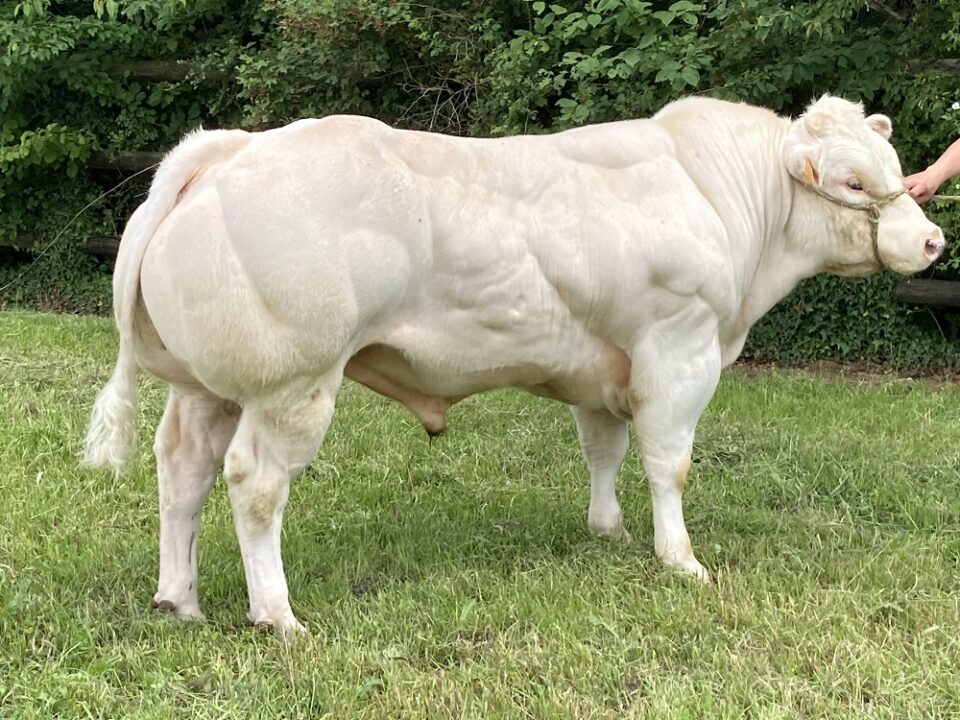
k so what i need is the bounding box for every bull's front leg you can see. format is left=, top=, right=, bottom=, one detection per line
left=569, top=406, right=632, bottom=543
left=631, top=311, right=721, bottom=583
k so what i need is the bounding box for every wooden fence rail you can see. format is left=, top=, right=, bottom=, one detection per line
left=109, top=60, right=230, bottom=83
left=894, top=279, right=960, bottom=309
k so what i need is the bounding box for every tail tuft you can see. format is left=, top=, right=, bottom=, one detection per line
left=82, top=354, right=138, bottom=474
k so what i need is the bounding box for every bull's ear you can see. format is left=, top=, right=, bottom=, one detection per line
left=782, top=117, right=823, bottom=185
left=865, top=113, right=892, bottom=140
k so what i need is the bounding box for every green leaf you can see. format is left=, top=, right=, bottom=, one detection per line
left=669, top=0, right=702, bottom=11
left=637, top=33, right=657, bottom=49
left=652, top=10, right=675, bottom=25
left=620, top=48, right=642, bottom=67
left=680, top=66, right=700, bottom=86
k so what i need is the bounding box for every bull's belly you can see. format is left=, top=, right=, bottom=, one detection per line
left=344, top=328, right=633, bottom=434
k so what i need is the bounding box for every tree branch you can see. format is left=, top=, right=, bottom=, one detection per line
left=866, top=0, right=905, bottom=22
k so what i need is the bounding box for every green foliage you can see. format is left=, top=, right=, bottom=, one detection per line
left=235, top=0, right=520, bottom=132
left=0, top=180, right=116, bottom=313
left=477, top=0, right=904, bottom=133
left=1, top=0, right=959, bottom=366
left=744, top=272, right=960, bottom=369
left=480, top=0, right=716, bottom=132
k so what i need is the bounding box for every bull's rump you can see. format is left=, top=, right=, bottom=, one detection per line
left=137, top=117, right=425, bottom=396
left=135, top=113, right=715, bottom=402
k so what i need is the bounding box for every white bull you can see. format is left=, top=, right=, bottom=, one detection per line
left=84, top=95, right=944, bottom=636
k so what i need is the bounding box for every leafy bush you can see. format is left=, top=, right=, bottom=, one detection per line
left=0, top=0, right=252, bottom=310
left=235, top=0, right=522, bottom=133
left=1, top=0, right=958, bottom=366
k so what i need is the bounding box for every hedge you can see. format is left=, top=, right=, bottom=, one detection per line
left=1, top=0, right=957, bottom=367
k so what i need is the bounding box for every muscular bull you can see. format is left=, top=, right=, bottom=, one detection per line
left=84, top=95, right=944, bottom=636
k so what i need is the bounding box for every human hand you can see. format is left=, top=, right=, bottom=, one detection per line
left=904, top=167, right=944, bottom=204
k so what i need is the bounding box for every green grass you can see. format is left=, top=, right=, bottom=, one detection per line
left=1, top=310, right=958, bottom=719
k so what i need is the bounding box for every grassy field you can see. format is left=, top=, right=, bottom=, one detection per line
left=1, top=310, right=958, bottom=719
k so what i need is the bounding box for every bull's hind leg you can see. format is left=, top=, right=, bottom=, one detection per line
left=153, top=388, right=239, bottom=618
left=570, top=406, right=632, bottom=543
left=222, top=373, right=342, bottom=638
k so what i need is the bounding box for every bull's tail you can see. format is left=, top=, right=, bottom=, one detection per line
left=82, top=335, right=139, bottom=472
left=83, top=127, right=249, bottom=473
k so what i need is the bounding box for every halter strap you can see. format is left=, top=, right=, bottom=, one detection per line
left=798, top=183, right=905, bottom=269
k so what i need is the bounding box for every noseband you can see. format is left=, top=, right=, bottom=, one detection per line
left=799, top=183, right=906, bottom=269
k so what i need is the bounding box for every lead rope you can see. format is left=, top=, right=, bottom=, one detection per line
left=799, top=183, right=907, bottom=269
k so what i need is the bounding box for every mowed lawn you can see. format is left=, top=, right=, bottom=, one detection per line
left=1, top=310, right=958, bottom=719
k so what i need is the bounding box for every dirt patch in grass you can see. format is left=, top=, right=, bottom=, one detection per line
left=732, top=358, right=960, bottom=390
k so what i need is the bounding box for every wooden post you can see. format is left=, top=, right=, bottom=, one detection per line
left=894, top=279, right=960, bottom=309
left=83, top=236, right=121, bottom=257
left=0, top=235, right=37, bottom=249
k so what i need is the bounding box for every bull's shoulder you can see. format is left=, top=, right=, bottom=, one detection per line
left=653, top=97, right=786, bottom=147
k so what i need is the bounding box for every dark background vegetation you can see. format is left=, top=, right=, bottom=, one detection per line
left=1, top=0, right=958, bottom=367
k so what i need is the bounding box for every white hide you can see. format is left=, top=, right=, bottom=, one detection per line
left=85, top=96, right=943, bottom=636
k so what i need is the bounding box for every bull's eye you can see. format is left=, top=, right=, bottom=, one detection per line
left=846, top=178, right=864, bottom=191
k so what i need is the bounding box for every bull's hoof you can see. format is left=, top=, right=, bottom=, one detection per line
left=588, top=512, right=633, bottom=545
left=246, top=611, right=308, bottom=642
left=659, top=554, right=713, bottom=584
left=151, top=595, right=206, bottom=620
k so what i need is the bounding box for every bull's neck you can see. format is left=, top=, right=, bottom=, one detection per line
left=703, top=121, right=821, bottom=364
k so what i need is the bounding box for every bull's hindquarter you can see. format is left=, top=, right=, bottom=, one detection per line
left=126, top=94, right=932, bottom=635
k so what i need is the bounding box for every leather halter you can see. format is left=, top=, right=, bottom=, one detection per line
left=799, top=182, right=906, bottom=269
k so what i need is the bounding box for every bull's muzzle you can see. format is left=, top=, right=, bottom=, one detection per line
left=924, top=232, right=946, bottom=263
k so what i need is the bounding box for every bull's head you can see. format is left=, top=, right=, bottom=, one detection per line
left=782, top=95, right=944, bottom=275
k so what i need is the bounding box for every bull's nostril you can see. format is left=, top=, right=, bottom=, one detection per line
left=924, top=238, right=945, bottom=260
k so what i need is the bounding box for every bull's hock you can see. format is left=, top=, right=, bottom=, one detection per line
left=83, top=94, right=943, bottom=635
